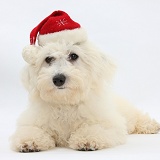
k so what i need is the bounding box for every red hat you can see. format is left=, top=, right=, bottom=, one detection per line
left=30, top=10, right=87, bottom=46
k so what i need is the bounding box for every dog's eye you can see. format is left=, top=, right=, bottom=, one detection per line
left=45, top=57, right=54, bottom=64
left=68, top=53, right=79, bottom=61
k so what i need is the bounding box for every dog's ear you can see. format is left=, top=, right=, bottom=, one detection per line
left=92, top=51, right=117, bottom=83
left=82, top=42, right=116, bottom=83
left=100, top=53, right=117, bottom=82
left=22, top=45, right=40, bottom=65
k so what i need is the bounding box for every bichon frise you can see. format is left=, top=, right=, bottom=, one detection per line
left=10, top=10, right=160, bottom=152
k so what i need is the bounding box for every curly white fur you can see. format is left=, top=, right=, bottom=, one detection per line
left=10, top=40, right=160, bottom=152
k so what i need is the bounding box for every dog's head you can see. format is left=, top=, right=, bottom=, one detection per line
left=22, top=41, right=116, bottom=105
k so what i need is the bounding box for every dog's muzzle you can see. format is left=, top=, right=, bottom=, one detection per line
left=53, top=74, right=66, bottom=87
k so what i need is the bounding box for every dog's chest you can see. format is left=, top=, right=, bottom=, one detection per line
left=48, top=106, right=83, bottom=139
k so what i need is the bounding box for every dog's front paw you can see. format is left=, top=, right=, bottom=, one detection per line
left=10, top=126, right=55, bottom=152
left=76, top=141, right=98, bottom=151
left=19, top=141, right=41, bottom=153
left=68, top=133, right=104, bottom=151
left=12, top=136, right=55, bottom=153
left=69, top=137, right=101, bottom=151
left=68, top=124, right=127, bottom=151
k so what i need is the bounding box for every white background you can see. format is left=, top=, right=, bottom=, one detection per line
left=0, top=0, right=160, bottom=159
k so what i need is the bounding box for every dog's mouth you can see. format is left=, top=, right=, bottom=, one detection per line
left=58, top=87, right=65, bottom=89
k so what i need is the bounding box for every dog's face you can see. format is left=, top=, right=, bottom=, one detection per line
left=22, top=41, right=116, bottom=105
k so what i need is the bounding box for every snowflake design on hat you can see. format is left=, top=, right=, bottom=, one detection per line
left=56, top=18, right=68, bottom=26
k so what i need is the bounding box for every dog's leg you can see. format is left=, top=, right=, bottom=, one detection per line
left=68, top=122, right=127, bottom=151
left=132, top=112, right=160, bottom=134
left=114, top=95, right=160, bottom=134
left=10, top=126, right=55, bottom=152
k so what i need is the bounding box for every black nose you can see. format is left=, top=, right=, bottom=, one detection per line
left=53, top=74, right=66, bottom=87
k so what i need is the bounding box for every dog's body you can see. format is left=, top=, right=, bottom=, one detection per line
left=11, top=41, right=160, bottom=152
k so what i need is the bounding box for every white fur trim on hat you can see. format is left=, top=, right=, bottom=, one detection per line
left=38, top=28, right=87, bottom=46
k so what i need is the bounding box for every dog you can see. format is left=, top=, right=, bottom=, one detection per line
left=10, top=10, right=160, bottom=152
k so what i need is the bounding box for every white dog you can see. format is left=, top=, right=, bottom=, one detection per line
left=11, top=10, right=160, bottom=152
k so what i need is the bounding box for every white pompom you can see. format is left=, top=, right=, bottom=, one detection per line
left=22, top=45, right=38, bottom=65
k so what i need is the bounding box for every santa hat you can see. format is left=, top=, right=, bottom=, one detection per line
left=30, top=10, right=87, bottom=46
